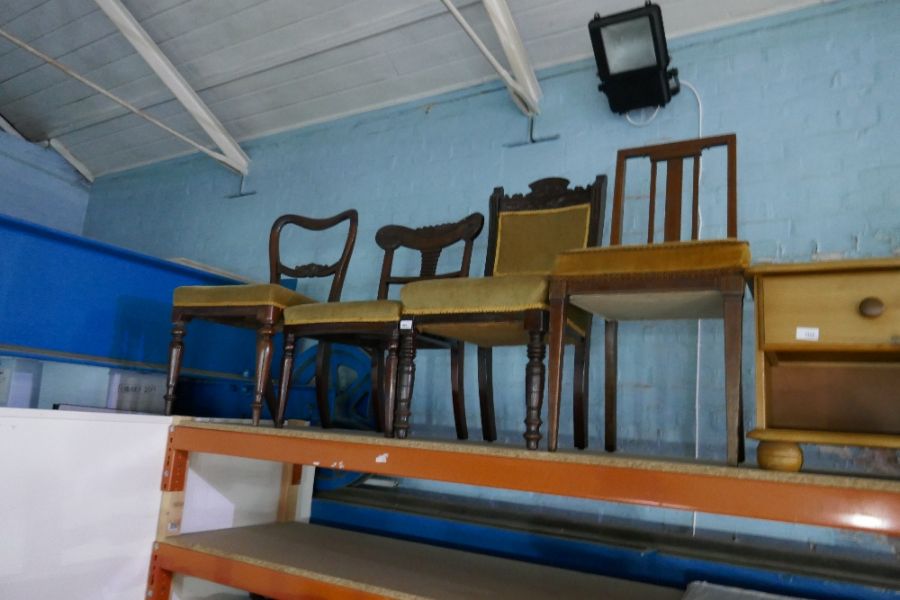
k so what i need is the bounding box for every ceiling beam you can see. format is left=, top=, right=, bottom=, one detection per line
left=439, top=0, right=539, bottom=115
left=0, top=26, right=244, bottom=175
left=93, top=0, right=249, bottom=175
left=2, top=107, right=93, bottom=183
left=45, top=0, right=483, bottom=142
left=48, top=138, right=95, bottom=183
left=482, top=0, right=542, bottom=111
left=0, top=112, right=25, bottom=140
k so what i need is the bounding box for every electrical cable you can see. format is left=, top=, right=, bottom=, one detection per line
left=681, top=79, right=704, bottom=537
left=625, top=105, right=661, bottom=126
left=681, top=79, right=704, bottom=468
left=623, top=79, right=706, bottom=534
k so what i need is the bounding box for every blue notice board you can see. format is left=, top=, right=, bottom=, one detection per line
left=0, top=213, right=255, bottom=378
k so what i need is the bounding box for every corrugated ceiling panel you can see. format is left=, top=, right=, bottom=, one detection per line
left=0, top=0, right=829, bottom=176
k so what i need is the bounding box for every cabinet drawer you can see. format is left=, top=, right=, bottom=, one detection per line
left=762, top=271, right=900, bottom=347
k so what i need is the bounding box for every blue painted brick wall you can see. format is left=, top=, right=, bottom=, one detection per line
left=86, top=0, right=899, bottom=462
left=0, top=132, right=90, bottom=234
left=83, top=0, right=899, bottom=556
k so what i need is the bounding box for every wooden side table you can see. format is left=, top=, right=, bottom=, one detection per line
left=748, top=258, right=900, bottom=471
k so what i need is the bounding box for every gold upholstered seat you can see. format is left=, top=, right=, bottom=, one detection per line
left=174, top=283, right=314, bottom=309
left=284, top=299, right=402, bottom=325
left=394, top=177, right=607, bottom=448
left=402, top=274, right=590, bottom=346
left=164, top=211, right=358, bottom=426
left=554, top=240, right=750, bottom=277
left=402, top=274, right=549, bottom=315
left=545, top=134, right=749, bottom=465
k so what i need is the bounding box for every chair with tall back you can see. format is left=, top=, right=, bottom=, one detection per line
left=275, top=212, right=484, bottom=437
left=164, top=210, right=358, bottom=426
left=546, top=134, right=749, bottom=464
left=396, top=177, right=607, bottom=449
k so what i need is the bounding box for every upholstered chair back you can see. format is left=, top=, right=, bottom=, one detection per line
left=486, top=177, right=606, bottom=277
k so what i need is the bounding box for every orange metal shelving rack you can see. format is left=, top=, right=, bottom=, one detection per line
left=146, top=420, right=900, bottom=599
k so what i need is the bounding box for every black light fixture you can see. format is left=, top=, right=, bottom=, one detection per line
left=589, top=1, right=679, bottom=114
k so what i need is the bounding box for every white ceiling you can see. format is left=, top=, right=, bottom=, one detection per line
left=0, top=0, right=826, bottom=177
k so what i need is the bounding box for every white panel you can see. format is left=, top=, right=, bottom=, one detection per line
left=570, top=290, right=725, bottom=320
left=50, top=0, right=470, bottom=142
left=59, top=30, right=395, bottom=150
left=0, top=1, right=47, bottom=27
left=68, top=53, right=397, bottom=166
left=0, top=408, right=171, bottom=600
left=180, top=452, right=283, bottom=533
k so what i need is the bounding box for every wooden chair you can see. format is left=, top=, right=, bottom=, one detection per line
left=396, top=177, right=607, bottom=449
left=276, top=213, right=484, bottom=437
left=164, top=210, right=358, bottom=426
left=546, top=134, right=749, bottom=464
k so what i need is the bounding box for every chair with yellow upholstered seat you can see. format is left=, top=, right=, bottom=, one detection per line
left=276, top=212, right=484, bottom=437
left=396, top=177, right=607, bottom=449
left=164, top=210, right=358, bottom=426
left=546, top=134, right=749, bottom=465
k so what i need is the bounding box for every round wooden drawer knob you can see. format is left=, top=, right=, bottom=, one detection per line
left=858, top=297, right=884, bottom=318
left=757, top=441, right=803, bottom=472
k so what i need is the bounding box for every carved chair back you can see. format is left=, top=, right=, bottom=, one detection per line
left=610, top=133, right=737, bottom=246
left=375, top=213, right=484, bottom=300
left=485, top=176, right=607, bottom=277
left=268, top=210, right=359, bottom=302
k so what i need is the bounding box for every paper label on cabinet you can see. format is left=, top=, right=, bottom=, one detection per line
left=795, top=326, right=819, bottom=341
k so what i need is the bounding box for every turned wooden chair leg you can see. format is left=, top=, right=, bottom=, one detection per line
left=573, top=326, right=591, bottom=450
left=263, top=378, right=279, bottom=427
left=252, top=320, right=275, bottom=426
left=524, top=330, right=546, bottom=450
left=546, top=283, right=567, bottom=452
left=370, top=349, right=385, bottom=433
left=450, top=341, right=468, bottom=440
left=382, top=330, right=400, bottom=438
left=477, top=346, right=497, bottom=442
left=275, top=332, right=297, bottom=427
left=723, top=292, right=744, bottom=466
left=394, top=326, right=417, bottom=439
left=604, top=319, right=618, bottom=453
left=164, top=318, right=187, bottom=416
left=315, top=342, right=332, bottom=428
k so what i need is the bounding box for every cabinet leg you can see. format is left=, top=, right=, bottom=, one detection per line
left=757, top=441, right=803, bottom=472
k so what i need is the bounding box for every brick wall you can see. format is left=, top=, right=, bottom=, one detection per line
left=82, top=0, right=899, bottom=554
left=0, top=132, right=90, bottom=234
left=84, top=1, right=899, bottom=465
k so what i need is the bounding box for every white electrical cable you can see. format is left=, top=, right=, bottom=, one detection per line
left=681, top=79, right=704, bottom=538
left=623, top=79, right=706, bottom=535
left=625, top=105, right=661, bottom=126
left=680, top=79, right=704, bottom=469
left=681, top=80, right=703, bottom=139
